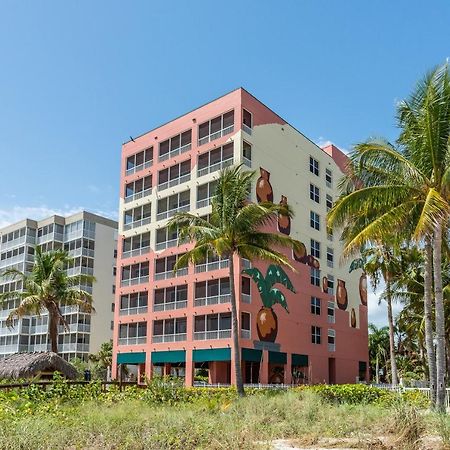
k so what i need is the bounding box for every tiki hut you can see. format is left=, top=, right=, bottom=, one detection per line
left=0, top=352, right=78, bottom=380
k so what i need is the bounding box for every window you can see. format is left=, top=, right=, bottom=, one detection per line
left=152, top=317, right=187, bottom=342
left=154, top=285, right=188, bottom=311
left=113, top=267, right=117, bottom=276
left=309, top=156, right=319, bottom=176
left=197, top=180, right=218, bottom=208
left=126, top=147, right=153, bottom=175
left=157, top=190, right=190, bottom=220
left=111, top=302, right=115, bottom=312
left=194, top=312, right=232, bottom=339
left=243, top=141, right=252, bottom=166
left=154, top=254, right=188, bottom=280
left=195, top=278, right=230, bottom=306
left=242, top=109, right=252, bottom=134
left=155, top=226, right=178, bottom=251
left=311, top=326, right=321, bottom=344
left=310, top=183, right=320, bottom=203
left=197, top=143, right=233, bottom=177
left=120, top=262, right=149, bottom=286
left=311, top=267, right=320, bottom=287
left=198, top=110, right=234, bottom=146
left=122, top=232, right=151, bottom=258
left=124, top=175, right=152, bottom=202
left=326, top=168, right=332, bottom=188
left=327, top=229, right=333, bottom=242
left=310, top=297, right=321, bottom=315
left=118, top=322, right=147, bottom=345
left=326, top=194, right=333, bottom=211
left=310, top=211, right=320, bottom=231
left=241, top=277, right=251, bottom=303
left=120, top=292, right=148, bottom=315
left=241, top=312, right=251, bottom=338
left=327, top=247, right=334, bottom=268
left=310, top=239, right=320, bottom=258
left=327, top=301, right=335, bottom=323
left=159, top=130, right=192, bottom=161
left=328, top=329, right=336, bottom=351
left=123, top=204, right=151, bottom=230
left=158, top=159, right=191, bottom=191
left=328, top=275, right=335, bottom=295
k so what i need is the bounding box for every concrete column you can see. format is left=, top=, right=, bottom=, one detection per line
left=284, top=354, right=292, bottom=385
left=185, top=350, right=194, bottom=386
left=145, top=352, right=152, bottom=380
left=260, top=350, right=269, bottom=384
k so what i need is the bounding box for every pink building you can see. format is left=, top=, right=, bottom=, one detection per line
left=112, top=88, right=368, bottom=385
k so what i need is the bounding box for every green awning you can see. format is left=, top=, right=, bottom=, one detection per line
left=292, top=354, right=309, bottom=367
left=151, top=350, right=186, bottom=364
left=269, top=351, right=287, bottom=364
left=117, top=352, right=146, bottom=364
left=359, top=361, right=367, bottom=372
left=193, top=348, right=231, bottom=362
left=242, top=348, right=262, bottom=362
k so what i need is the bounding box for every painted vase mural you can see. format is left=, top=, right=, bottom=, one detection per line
left=359, top=273, right=368, bottom=306
left=307, top=255, right=320, bottom=269
left=350, top=308, right=357, bottom=328
left=256, top=167, right=274, bottom=203
left=336, top=279, right=348, bottom=310
left=322, top=276, right=329, bottom=294
left=277, top=195, right=291, bottom=235
left=293, top=242, right=308, bottom=263
left=243, top=264, right=296, bottom=342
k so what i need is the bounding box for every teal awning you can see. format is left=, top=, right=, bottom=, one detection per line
left=117, top=352, right=146, bottom=364
left=151, top=350, right=186, bottom=364
left=292, top=353, right=309, bottom=367
left=269, top=351, right=287, bottom=364
left=193, top=348, right=231, bottom=362
left=242, top=348, right=262, bottom=362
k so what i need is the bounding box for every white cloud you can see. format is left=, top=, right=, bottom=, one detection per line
left=315, top=137, right=349, bottom=154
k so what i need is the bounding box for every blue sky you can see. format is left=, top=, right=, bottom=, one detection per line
left=0, top=0, right=449, bottom=325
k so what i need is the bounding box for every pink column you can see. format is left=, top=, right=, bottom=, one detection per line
left=260, top=350, right=269, bottom=384
left=145, top=351, right=152, bottom=380
left=284, top=355, right=292, bottom=385
left=185, top=351, right=194, bottom=386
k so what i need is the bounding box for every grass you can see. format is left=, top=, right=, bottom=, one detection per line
left=0, top=390, right=448, bottom=450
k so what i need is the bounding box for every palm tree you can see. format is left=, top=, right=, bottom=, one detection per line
left=0, top=247, right=95, bottom=354
left=328, top=62, right=450, bottom=410
left=368, top=324, right=389, bottom=383
left=168, top=165, right=301, bottom=396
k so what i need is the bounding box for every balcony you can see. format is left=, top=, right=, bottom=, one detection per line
left=156, top=204, right=190, bottom=222
left=0, top=344, right=21, bottom=354
left=120, top=275, right=149, bottom=287
left=58, top=323, right=91, bottom=334
left=155, top=238, right=178, bottom=251
left=119, top=306, right=148, bottom=316
left=158, top=173, right=191, bottom=192
left=198, top=125, right=234, bottom=146
left=64, top=229, right=95, bottom=242
left=195, top=259, right=229, bottom=273
left=152, top=333, right=187, bottom=343
left=37, top=231, right=64, bottom=245
left=159, top=143, right=191, bottom=162
left=123, top=217, right=151, bottom=231
left=154, top=267, right=188, bottom=281
left=197, top=157, right=233, bottom=178
left=242, top=124, right=252, bottom=135
left=122, top=246, right=150, bottom=259
left=126, top=159, right=153, bottom=176
left=0, top=253, right=26, bottom=269
left=193, top=330, right=231, bottom=340
left=240, top=329, right=251, bottom=339
left=59, top=343, right=90, bottom=353
left=28, top=325, right=48, bottom=335
left=124, top=188, right=152, bottom=204
left=68, top=247, right=95, bottom=258
left=118, top=336, right=147, bottom=346
left=194, top=294, right=230, bottom=307
left=153, top=300, right=187, bottom=312
left=66, top=266, right=94, bottom=277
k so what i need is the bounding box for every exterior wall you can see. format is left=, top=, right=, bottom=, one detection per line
left=113, top=88, right=368, bottom=384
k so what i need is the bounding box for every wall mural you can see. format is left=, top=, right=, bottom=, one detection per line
left=277, top=195, right=291, bottom=235
left=359, top=273, right=368, bottom=306
left=256, top=167, right=274, bottom=203
left=336, top=279, right=348, bottom=310
left=322, top=276, right=328, bottom=294
left=350, top=308, right=357, bottom=328
left=243, top=264, right=296, bottom=342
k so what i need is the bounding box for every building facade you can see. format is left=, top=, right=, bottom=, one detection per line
left=0, top=211, right=117, bottom=360
left=113, top=88, right=368, bottom=385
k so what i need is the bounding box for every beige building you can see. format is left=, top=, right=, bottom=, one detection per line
left=0, top=211, right=117, bottom=360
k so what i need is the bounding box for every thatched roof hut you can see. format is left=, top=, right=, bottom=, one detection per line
left=0, top=352, right=78, bottom=380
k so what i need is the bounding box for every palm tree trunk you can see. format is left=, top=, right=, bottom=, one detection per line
left=375, top=354, right=380, bottom=384
left=229, top=254, right=244, bottom=397
left=386, top=279, right=398, bottom=385
left=48, top=306, right=59, bottom=354
left=433, top=221, right=447, bottom=412
left=424, top=236, right=437, bottom=406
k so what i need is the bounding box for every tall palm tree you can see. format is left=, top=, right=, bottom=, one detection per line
left=328, top=63, right=450, bottom=410
left=0, top=247, right=95, bottom=354
left=168, top=165, right=301, bottom=396
left=368, top=324, right=389, bottom=383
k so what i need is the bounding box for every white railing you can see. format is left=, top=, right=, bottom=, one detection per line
left=66, top=266, right=94, bottom=277
left=68, top=247, right=95, bottom=258
left=1, top=236, right=27, bottom=250
left=198, top=125, right=234, bottom=146
left=124, top=188, right=152, bottom=204
left=156, top=203, right=190, bottom=221
left=122, top=246, right=150, bottom=259
left=29, top=344, right=50, bottom=352
left=64, top=229, right=95, bottom=242
left=195, top=259, right=229, bottom=273
left=194, top=294, right=230, bottom=307
left=242, top=156, right=252, bottom=168
left=193, top=330, right=231, bottom=340
left=197, top=157, right=233, bottom=178
left=153, top=300, right=187, bottom=311
left=241, top=293, right=251, bottom=304
left=120, top=275, right=149, bottom=287
left=242, top=124, right=252, bottom=135
left=154, top=267, right=188, bottom=281
left=59, top=343, right=90, bottom=353
left=158, top=173, right=191, bottom=192
left=119, top=306, right=148, bottom=316
left=155, top=238, right=178, bottom=251
left=28, top=325, right=48, bottom=335
left=328, top=314, right=335, bottom=324
left=123, top=217, right=151, bottom=231
left=118, top=336, right=147, bottom=346
left=196, top=197, right=213, bottom=209
left=240, top=329, right=251, bottom=339
left=58, top=323, right=91, bottom=334
left=159, top=143, right=192, bottom=162
left=37, top=232, right=64, bottom=244
left=328, top=343, right=336, bottom=352
left=152, top=333, right=187, bottom=343
left=126, top=160, right=153, bottom=176
left=0, top=254, right=26, bottom=269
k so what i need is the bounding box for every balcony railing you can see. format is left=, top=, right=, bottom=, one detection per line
left=68, top=247, right=95, bottom=258
left=193, top=330, right=231, bottom=340
left=241, top=293, right=251, bottom=304
left=0, top=254, right=26, bottom=269
left=64, top=229, right=95, bottom=242
left=198, top=125, right=234, bottom=146
left=242, top=156, right=252, bottom=168
left=155, top=238, right=178, bottom=251
left=120, top=275, right=149, bottom=287
left=195, top=259, right=229, bottom=273
left=124, top=188, right=152, bottom=204
left=196, top=197, right=213, bottom=209
left=154, top=267, right=188, bottom=281
left=158, top=173, right=191, bottom=192
left=118, top=336, right=147, bottom=346
left=194, top=294, right=230, bottom=307
left=152, top=333, right=187, bottom=343
left=328, top=343, right=336, bottom=352
left=28, top=325, right=48, bottom=335
left=122, top=246, right=151, bottom=259
left=159, top=143, right=191, bottom=162
left=197, top=157, right=233, bottom=178
left=58, top=323, right=91, bottom=333
left=240, top=329, right=251, bottom=339
left=66, top=266, right=94, bottom=277
left=328, top=314, right=336, bottom=324
left=123, top=217, right=151, bottom=231
left=59, top=343, right=90, bottom=353
left=126, top=160, right=153, bottom=176
left=119, top=306, right=148, bottom=316
left=156, top=204, right=190, bottom=221
left=37, top=231, right=64, bottom=245
left=242, top=124, right=252, bottom=135
left=153, top=300, right=187, bottom=312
